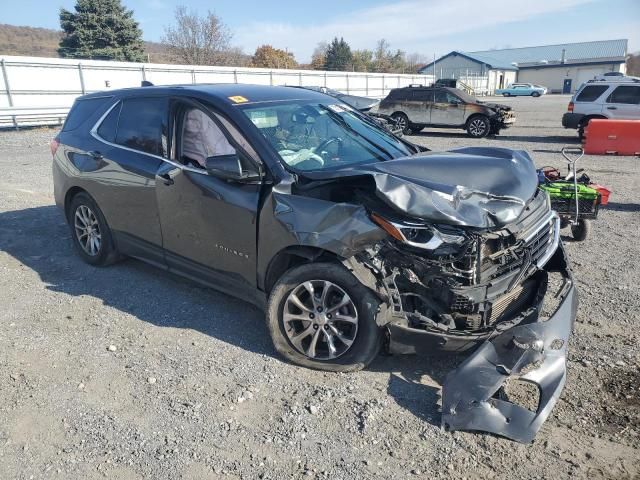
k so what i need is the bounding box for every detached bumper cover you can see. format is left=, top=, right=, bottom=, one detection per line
left=441, top=245, right=577, bottom=443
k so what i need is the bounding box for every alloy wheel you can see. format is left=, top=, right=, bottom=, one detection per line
left=74, top=205, right=102, bottom=256
left=469, top=118, right=487, bottom=137
left=283, top=280, right=358, bottom=360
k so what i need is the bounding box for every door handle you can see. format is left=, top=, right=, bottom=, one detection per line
left=159, top=173, right=174, bottom=186
left=607, top=106, right=617, bottom=110
left=88, top=150, right=103, bottom=160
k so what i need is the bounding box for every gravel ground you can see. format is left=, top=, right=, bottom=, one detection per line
left=0, top=94, right=638, bottom=480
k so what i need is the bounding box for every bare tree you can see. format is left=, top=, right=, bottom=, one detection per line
left=162, top=6, right=235, bottom=65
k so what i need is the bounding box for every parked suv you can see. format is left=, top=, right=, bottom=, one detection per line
left=373, top=85, right=516, bottom=137
left=52, top=84, right=576, bottom=442
left=562, top=75, right=640, bottom=138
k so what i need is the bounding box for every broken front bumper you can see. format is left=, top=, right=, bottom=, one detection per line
left=441, top=244, right=577, bottom=443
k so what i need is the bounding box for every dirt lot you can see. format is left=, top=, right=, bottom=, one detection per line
left=0, top=94, right=638, bottom=479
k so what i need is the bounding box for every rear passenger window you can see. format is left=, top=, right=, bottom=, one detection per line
left=412, top=89, right=434, bottom=101
left=115, top=97, right=168, bottom=157
left=63, top=97, right=112, bottom=131
left=388, top=89, right=408, bottom=100
left=576, top=85, right=609, bottom=102
left=607, top=86, right=640, bottom=104
left=97, top=102, right=121, bottom=143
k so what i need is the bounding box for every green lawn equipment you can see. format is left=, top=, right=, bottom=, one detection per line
left=538, top=147, right=610, bottom=241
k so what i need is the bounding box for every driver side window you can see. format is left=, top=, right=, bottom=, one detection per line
left=180, top=107, right=236, bottom=169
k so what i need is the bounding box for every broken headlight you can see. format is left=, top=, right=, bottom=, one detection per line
left=371, top=213, right=466, bottom=252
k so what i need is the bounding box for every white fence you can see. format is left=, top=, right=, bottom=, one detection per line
left=0, top=55, right=434, bottom=128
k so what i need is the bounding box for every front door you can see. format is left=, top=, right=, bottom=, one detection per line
left=155, top=99, right=263, bottom=297
left=563, top=79, right=573, bottom=94
left=430, top=89, right=465, bottom=126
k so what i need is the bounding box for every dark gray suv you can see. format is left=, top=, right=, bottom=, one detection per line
left=52, top=84, right=576, bottom=442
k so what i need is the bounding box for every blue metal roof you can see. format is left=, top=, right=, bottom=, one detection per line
left=467, top=39, right=628, bottom=66
left=419, top=39, right=628, bottom=74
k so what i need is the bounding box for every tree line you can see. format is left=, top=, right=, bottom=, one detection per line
left=56, top=0, right=429, bottom=73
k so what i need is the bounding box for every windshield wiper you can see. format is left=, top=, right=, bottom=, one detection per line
left=319, top=106, right=394, bottom=160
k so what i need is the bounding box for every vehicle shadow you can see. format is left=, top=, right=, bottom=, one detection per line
left=1, top=205, right=467, bottom=427
left=366, top=351, right=466, bottom=427
left=0, top=205, right=274, bottom=357
left=604, top=202, right=640, bottom=213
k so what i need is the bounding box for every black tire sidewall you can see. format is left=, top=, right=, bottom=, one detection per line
left=571, top=219, right=591, bottom=241
left=266, top=262, right=382, bottom=372
left=467, top=115, right=490, bottom=138
left=68, top=192, right=117, bottom=266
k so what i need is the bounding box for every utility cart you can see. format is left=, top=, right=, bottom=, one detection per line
left=538, top=147, right=610, bottom=241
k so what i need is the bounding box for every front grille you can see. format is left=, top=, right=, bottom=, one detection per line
left=488, top=278, right=538, bottom=324
left=526, top=218, right=554, bottom=265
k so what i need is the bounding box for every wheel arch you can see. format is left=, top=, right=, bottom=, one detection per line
left=64, top=186, right=90, bottom=221
left=263, top=246, right=342, bottom=294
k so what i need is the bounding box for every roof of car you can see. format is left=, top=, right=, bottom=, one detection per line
left=81, top=83, right=328, bottom=105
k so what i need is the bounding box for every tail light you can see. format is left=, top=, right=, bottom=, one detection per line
left=568, top=102, right=574, bottom=112
left=50, top=138, right=60, bottom=157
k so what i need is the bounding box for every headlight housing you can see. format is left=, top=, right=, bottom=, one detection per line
left=370, top=213, right=467, bottom=252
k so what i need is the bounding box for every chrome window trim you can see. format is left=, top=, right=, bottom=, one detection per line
left=90, top=99, right=207, bottom=176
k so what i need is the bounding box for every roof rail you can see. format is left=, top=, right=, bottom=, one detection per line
left=141, top=80, right=154, bottom=87
left=408, top=84, right=424, bottom=88
left=588, top=74, right=640, bottom=83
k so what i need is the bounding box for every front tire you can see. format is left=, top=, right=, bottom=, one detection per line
left=466, top=115, right=491, bottom=138
left=68, top=192, right=119, bottom=266
left=266, top=262, right=382, bottom=372
left=532, top=92, right=541, bottom=97
left=391, top=112, right=413, bottom=135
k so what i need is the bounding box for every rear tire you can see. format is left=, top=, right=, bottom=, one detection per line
left=503, top=93, right=511, bottom=97
left=266, top=262, right=382, bottom=372
left=466, top=115, right=491, bottom=138
left=391, top=112, right=413, bottom=135
left=571, top=219, right=590, bottom=241
left=68, top=192, right=119, bottom=266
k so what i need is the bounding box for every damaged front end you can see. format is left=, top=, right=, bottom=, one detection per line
left=283, top=147, right=576, bottom=442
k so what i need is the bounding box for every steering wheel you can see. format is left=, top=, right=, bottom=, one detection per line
left=313, top=136, right=343, bottom=155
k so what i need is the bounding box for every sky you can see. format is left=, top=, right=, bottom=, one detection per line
left=2, top=0, right=639, bottom=61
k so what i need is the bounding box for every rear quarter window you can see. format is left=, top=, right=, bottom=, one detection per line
left=114, top=97, right=168, bottom=157
left=575, top=85, right=609, bottom=102
left=607, top=86, right=640, bottom=104
left=96, top=102, right=121, bottom=143
left=63, top=96, right=113, bottom=132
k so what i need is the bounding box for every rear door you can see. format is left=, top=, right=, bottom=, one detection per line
left=154, top=97, right=263, bottom=296
left=401, top=88, right=430, bottom=124
left=604, top=85, right=640, bottom=119
left=430, top=89, right=465, bottom=125
left=89, top=96, right=168, bottom=264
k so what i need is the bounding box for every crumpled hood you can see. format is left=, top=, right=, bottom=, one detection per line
left=482, top=102, right=512, bottom=111
left=301, top=147, right=539, bottom=229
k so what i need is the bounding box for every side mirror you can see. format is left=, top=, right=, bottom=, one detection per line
left=205, top=154, right=260, bottom=182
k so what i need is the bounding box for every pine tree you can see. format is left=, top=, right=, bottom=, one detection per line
left=324, top=37, right=352, bottom=71
left=58, top=0, right=145, bottom=61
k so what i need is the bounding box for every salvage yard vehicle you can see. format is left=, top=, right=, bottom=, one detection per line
left=373, top=84, right=516, bottom=137
left=52, top=84, right=576, bottom=443
left=562, top=75, right=640, bottom=138
left=495, top=83, right=547, bottom=97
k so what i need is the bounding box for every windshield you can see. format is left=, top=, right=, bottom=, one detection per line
left=239, top=100, right=411, bottom=171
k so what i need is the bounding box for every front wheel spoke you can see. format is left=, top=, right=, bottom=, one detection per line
left=288, top=293, right=312, bottom=313
left=323, top=329, right=337, bottom=357
left=333, top=313, right=358, bottom=324
left=306, top=328, right=321, bottom=358
left=328, top=324, right=354, bottom=347
left=90, top=237, right=98, bottom=254
left=318, top=281, right=331, bottom=310
left=327, top=294, right=350, bottom=314
left=302, top=282, right=318, bottom=309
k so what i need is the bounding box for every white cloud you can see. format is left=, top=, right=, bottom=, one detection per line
left=234, top=0, right=596, bottom=60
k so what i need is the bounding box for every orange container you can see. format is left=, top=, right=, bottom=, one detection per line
left=583, top=119, right=640, bottom=156
left=590, top=184, right=611, bottom=205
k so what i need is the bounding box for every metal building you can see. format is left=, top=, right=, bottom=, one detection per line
left=420, top=39, right=628, bottom=94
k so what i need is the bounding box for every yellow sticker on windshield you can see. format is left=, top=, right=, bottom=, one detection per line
left=228, top=95, right=249, bottom=103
